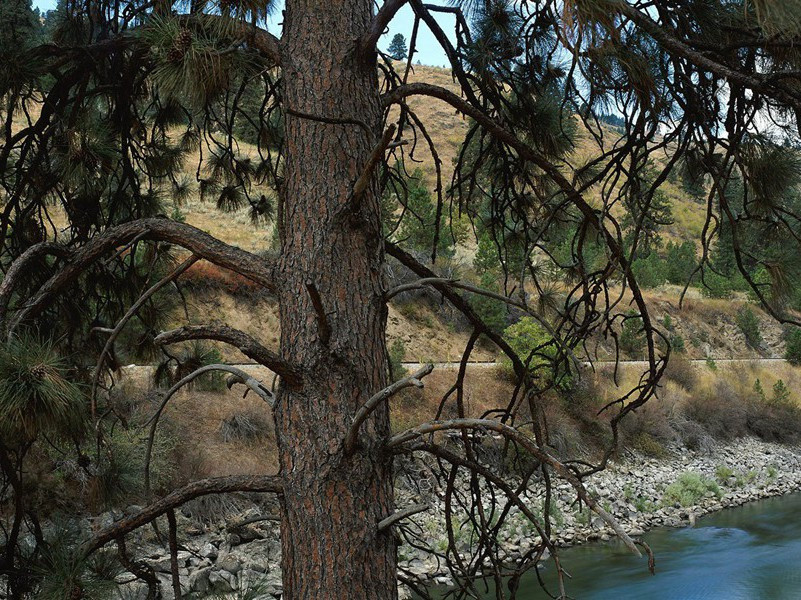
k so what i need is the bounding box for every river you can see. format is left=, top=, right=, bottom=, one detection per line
left=428, top=492, right=801, bottom=599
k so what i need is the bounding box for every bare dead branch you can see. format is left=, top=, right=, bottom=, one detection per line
left=154, top=324, right=301, bottom=386
left=305, top=281, right=331, bottom=345
left=227, top=514, right=281, bottom=531
left=377, top=503, right=429, bottom=533
left=166, top=509, right=182, bottom=600
left=117, top=537, right=158, bottom=600
left=344, top=364, right=434, bottom=454
left=82, top=475, right=283, bottom=555
left=361, top=0, right=409, bottom=57
left=352, top=124, right=397, bottom=205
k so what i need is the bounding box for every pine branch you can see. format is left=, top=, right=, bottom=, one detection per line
left=155, top=324, right=301, bottom=386
left=5, top=218, right=277, bottom=335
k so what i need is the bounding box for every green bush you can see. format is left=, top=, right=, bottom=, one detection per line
left=632, top=253, right=667, bottom=288
left=501, top=317, right=558, bottom=383
left=665, top=241, right=698, bottom=285
left=701, top=270, right=735, bottom=298
left=715, top=465, right=733, bottom=484
left=388, top=338, right=408, bottom=379
left=0, top=335, right=86, bottom=441
left=736, top=306, right=762, bottom=348
left=470, top=272, right=507, bottom=334
left=772, top=379, right=791, bottom=404
left=662, top=472, right=722, bottom=507
left=619, top=311, right=645, bottom=356
left=784, top=327, right=801, bottom=365
left=669, top=334, right=686, bottom=354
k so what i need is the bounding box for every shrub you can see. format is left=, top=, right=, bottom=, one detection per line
left=470, top=272, right=508, bottom=334
left=631, top=432, right=668, bottom=457
left=632, top=253, right=667, bottom=288
left=183, top=261, right=262, bottom=297
left=501, top=317, right=558, bottom=382
left=86, top=423, right=178, bottom=507
left=669, top=334, right=686, bottom=354
left=715, top=464, right=733, bottom=484
left=0, top=335, right=86, bottom=440
left=683, top=379, right=749, bottom=440
left=746, top=378, right=801, bottom=443
left=662, top=472, right=721, bottom=507
left=153, top=341, right=226, bottom=392
left=664, top=356, right=697, bottom=391
left=736, top=306, right=762, bottom=348
left=772, top=379, right=791, bottom=404
left=620, top=391, right=678, bottom=452
left=701, top=270, right=734, bottom=298
left=219, top=408, right=272, bottom=443
left=785, top=327, right=801, bottom=366
left=388, top=338, right=408, bottom=379
left=619, top=311, right=645, bottom=356
left=665, top=241, right=698, bottom=285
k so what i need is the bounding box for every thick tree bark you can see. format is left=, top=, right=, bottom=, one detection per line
left=275, top=1, right=396, bottom=599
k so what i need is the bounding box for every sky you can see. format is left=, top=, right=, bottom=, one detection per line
left=31, top=0, right=456, bottom=66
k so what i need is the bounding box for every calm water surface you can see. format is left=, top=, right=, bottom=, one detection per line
left=430, top=492, right=801, bottom=599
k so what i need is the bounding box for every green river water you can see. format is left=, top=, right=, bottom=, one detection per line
left=429, top=491, right=801, bottom=599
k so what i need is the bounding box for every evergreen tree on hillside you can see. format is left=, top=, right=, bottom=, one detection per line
left=387, top=32, right=407, bottom=60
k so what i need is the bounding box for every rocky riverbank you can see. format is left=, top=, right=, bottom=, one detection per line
left=106, top=437, right=801, bottom=599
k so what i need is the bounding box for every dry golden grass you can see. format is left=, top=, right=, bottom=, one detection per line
left=169, top=382, right=278, bottom=478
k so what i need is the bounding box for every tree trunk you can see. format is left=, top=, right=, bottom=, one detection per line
left=275, top=1, right=396, bottom=598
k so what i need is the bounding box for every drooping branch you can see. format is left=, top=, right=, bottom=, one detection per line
left=81, top=474, right=283, bottom=555
left=154, top=324, right=301, bottom=386
left=616, top=4, right=801, bottom=113
left=389, top=418, right=642, bottom=557
left=0, top=242, right=72, bottom=330
left=5, top=218, right=277, bottom=334
left=383, top=83, right=664, bottom=386
left=344, top=364, right=434, bottom=454
left=386, top=242, right=528, bottom=379
left=90, top=255, right=201, bottom=420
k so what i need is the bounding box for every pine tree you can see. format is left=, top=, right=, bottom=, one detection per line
left=3, top=1, right=801, bottom=598
left=387, top=32, right=407, bottom=60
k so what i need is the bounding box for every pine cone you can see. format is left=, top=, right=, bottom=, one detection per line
left=29, top=364, right=48, bottom=379
left=70, top=584, right=84, bottom=600
left=167, top=28, right=193, bottom=63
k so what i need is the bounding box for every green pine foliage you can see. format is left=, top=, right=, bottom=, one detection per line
left=736, top=306, right=762, bottom=349
left=389, top=169, right=468, bottom=259
left=0, top=335, right=86, bottom=441
left=619, top=311, right=646, bottom=356
left=387, top=33, right=408, bottom=60
left=785, top=328, right=801, bottom=366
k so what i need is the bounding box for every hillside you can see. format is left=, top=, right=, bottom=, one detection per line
left=172, top=64, right=706, bottom=252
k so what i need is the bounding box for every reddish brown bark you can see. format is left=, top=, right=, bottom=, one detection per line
left=275, top=1, right=397, bottom=598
